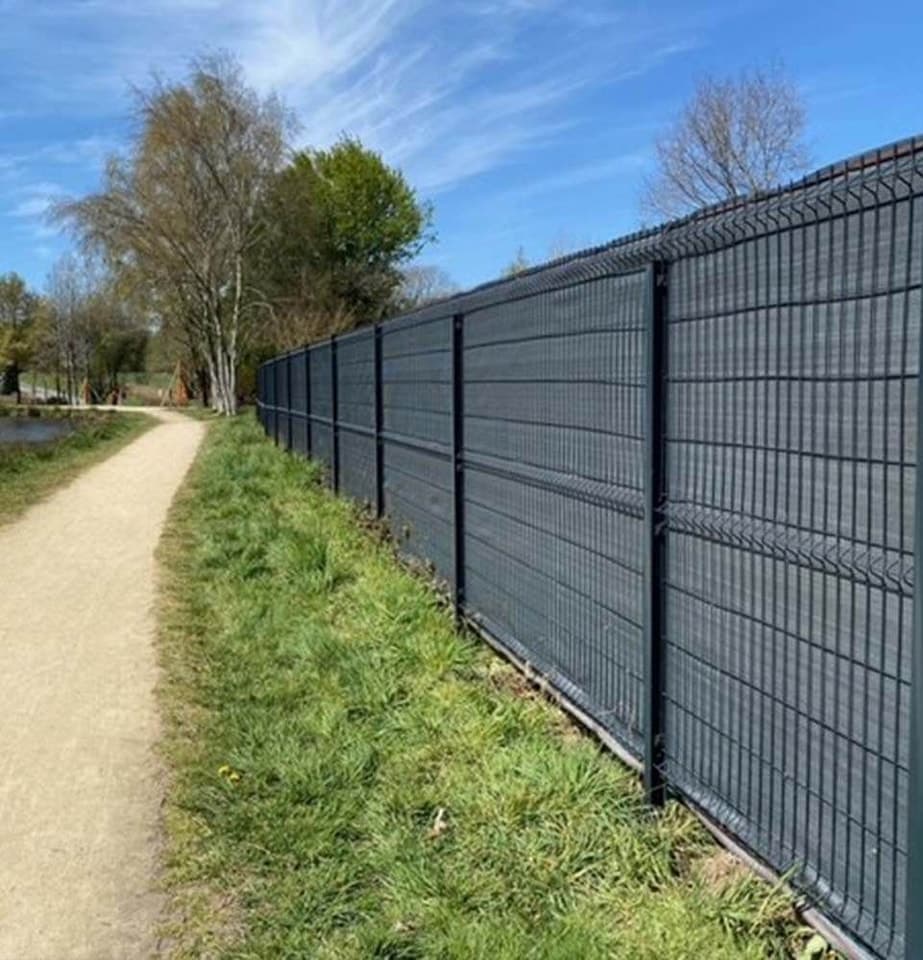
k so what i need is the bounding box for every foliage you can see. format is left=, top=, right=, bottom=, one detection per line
left=0, top=272, right=40, bottom=401
left=255, top=136, right=433, bottom=347
left=156, top=414, right=831, bottom=960
left=642, top=63, right=810, bottom=220
left=43, top=253, right=150, bottom=403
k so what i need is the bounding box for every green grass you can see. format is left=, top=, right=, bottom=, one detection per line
left=157, top=415, right=834, bottom=960
left=0, top=407, right=154, bottom=525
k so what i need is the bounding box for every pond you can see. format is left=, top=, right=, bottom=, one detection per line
left=0, top=418, right=76, bottom=446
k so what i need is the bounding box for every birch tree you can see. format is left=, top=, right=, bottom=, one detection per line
left=57, top=53, right=291, bottom=414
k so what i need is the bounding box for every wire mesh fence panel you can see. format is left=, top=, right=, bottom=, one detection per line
left=662, top=153, right=922, bottom=959
left=290, top=349, right=309, bottom=456
left=257, top=138, right=923, bottom=960
left=267, top=359, right=278, bottom=442
left=309, top=343, right=334, bottom=478
left=461, top=271, right=648, bottom=754
left=381, top=314, right=454, bottom=581
left=336, top=328, right=377, bottom=506
left=277, top=355, right=291, bottom=450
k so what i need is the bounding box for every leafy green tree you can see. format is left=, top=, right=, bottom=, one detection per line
left=0, top=272, right=39, bottom=403
left=257, top=136, right=433, bottom=345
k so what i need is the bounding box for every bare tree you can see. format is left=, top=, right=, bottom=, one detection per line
left=503, top=246, right=530, bottom=278
left=397, top=265, right=459, bottom=309
left=56, top=53, right=292, bottom=415
left=642, top=64, right=810, bottom=220
left=46, top=254, right=91, bottom=403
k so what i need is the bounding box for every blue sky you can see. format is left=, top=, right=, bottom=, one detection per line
left=1, top=0, right=921, bottom=292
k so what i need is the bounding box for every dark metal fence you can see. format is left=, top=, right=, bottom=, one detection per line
left=257, top=137, right=923, bottom=960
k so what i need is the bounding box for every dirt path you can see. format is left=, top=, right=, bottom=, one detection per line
left=0, top=409, right=205, bottom=960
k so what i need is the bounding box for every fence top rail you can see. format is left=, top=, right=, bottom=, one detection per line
left=264, top=133, right=923, bottom=365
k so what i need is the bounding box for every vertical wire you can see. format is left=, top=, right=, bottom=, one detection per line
left=844, top=194, right=865, bottom=913
left=891, top=171, right=916, bottom=946
left=862, top=180, right=883, bottom=930
left=872, top=165, right=897, bottom=935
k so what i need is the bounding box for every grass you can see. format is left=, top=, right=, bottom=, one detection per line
left=157, top=415, right=834, bottom=960
left=0, top=406, right=154, bottom=525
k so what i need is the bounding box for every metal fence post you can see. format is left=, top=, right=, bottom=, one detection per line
left=643, top=261, right=667, bottom=806
left=330, top=335, right=339, bottom=492
left=906, top=312, right=923, bottom=959
left=374, top=323, right=385, bottom=517
left=450, top=313, right=466, bottom=626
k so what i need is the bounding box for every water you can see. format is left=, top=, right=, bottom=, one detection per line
left=0, top=418, right=76, bottom=446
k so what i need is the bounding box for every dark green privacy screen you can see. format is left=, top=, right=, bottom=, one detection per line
left=258, top=138, right=923, bottom=960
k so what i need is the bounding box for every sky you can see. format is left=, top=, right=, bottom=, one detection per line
left=0, top=0, right=921, bottom=292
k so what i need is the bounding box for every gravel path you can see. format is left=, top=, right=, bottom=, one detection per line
left=0, top=409, right=205, bottom=960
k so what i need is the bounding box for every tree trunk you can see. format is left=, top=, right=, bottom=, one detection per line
left=196, top=367, right=210, bottom=408
left=1, top=363, right=20, bottom=402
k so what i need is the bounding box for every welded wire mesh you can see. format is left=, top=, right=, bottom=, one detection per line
left=336, top=328, right=376, bottom=505
left=381, top=314, right=454, bottom=579
left=256, top=137, right=923, bottom=960
left=309, top=343, right=334, bottom=475
left=460, top=271, right=648, bottom=753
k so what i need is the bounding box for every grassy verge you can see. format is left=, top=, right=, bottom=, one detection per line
left=158, top=415, right=831, bottom=960
left=0, top=407, right=154, bottom=525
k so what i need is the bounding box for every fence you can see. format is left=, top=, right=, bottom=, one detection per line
left=258, top=137, right=923, bottom=960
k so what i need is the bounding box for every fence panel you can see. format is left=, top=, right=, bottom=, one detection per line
left=662, top=172, right=921, bottom=959
left=461, top=272, right=648, bottom=753
left=336, top=328, right=377, bottom=506
left=309, top=342, right=334, bottom=476
left=267, top=359, right=278, bottom=442
left=290, top=349, right=309, bottom=456
left=257, top=137, right=923, bottom=960
left=381, top=314, right=455, bottom=580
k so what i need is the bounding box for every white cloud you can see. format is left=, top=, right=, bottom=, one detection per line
left=7, top=181, right=66, bottom=219
left=0, top=0, right=695, bottom=196
left=508, top=150, right=651, bottom=200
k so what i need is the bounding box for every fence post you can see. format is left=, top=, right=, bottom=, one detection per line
left=643, top=261, right=667, bottom=806
left=450, top=313, right=465, bottom=627
left=330, top=335, right=339, bottom=492
left=906, top=316, right=923, bottom=958
left=305, top=346, right=312, bottom=458
left=374, top=323, right=385, bottom=518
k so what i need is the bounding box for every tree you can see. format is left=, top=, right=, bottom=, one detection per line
left=503, top=246, right=530, bottom=278
left=81, top=275, right=150, bottom=401
left=0, top=273, right=39, bottom=403
left=46, top=254, right=90, bottom=403
left=397, top=265, right=459, bottom=310
left=642, top=63, right=810, bottom=220
left=255, top=136, right=433, bottom=344
left=57, top=53, right=292, bottom=415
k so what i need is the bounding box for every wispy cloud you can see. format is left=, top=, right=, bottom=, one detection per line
left=7, top=181, right=66, bottom=219
left=0, top=0, right=694, bottom=194
left=0, top=0, right=701, bottom=286
left=508, top=150, right=651, bottom=200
